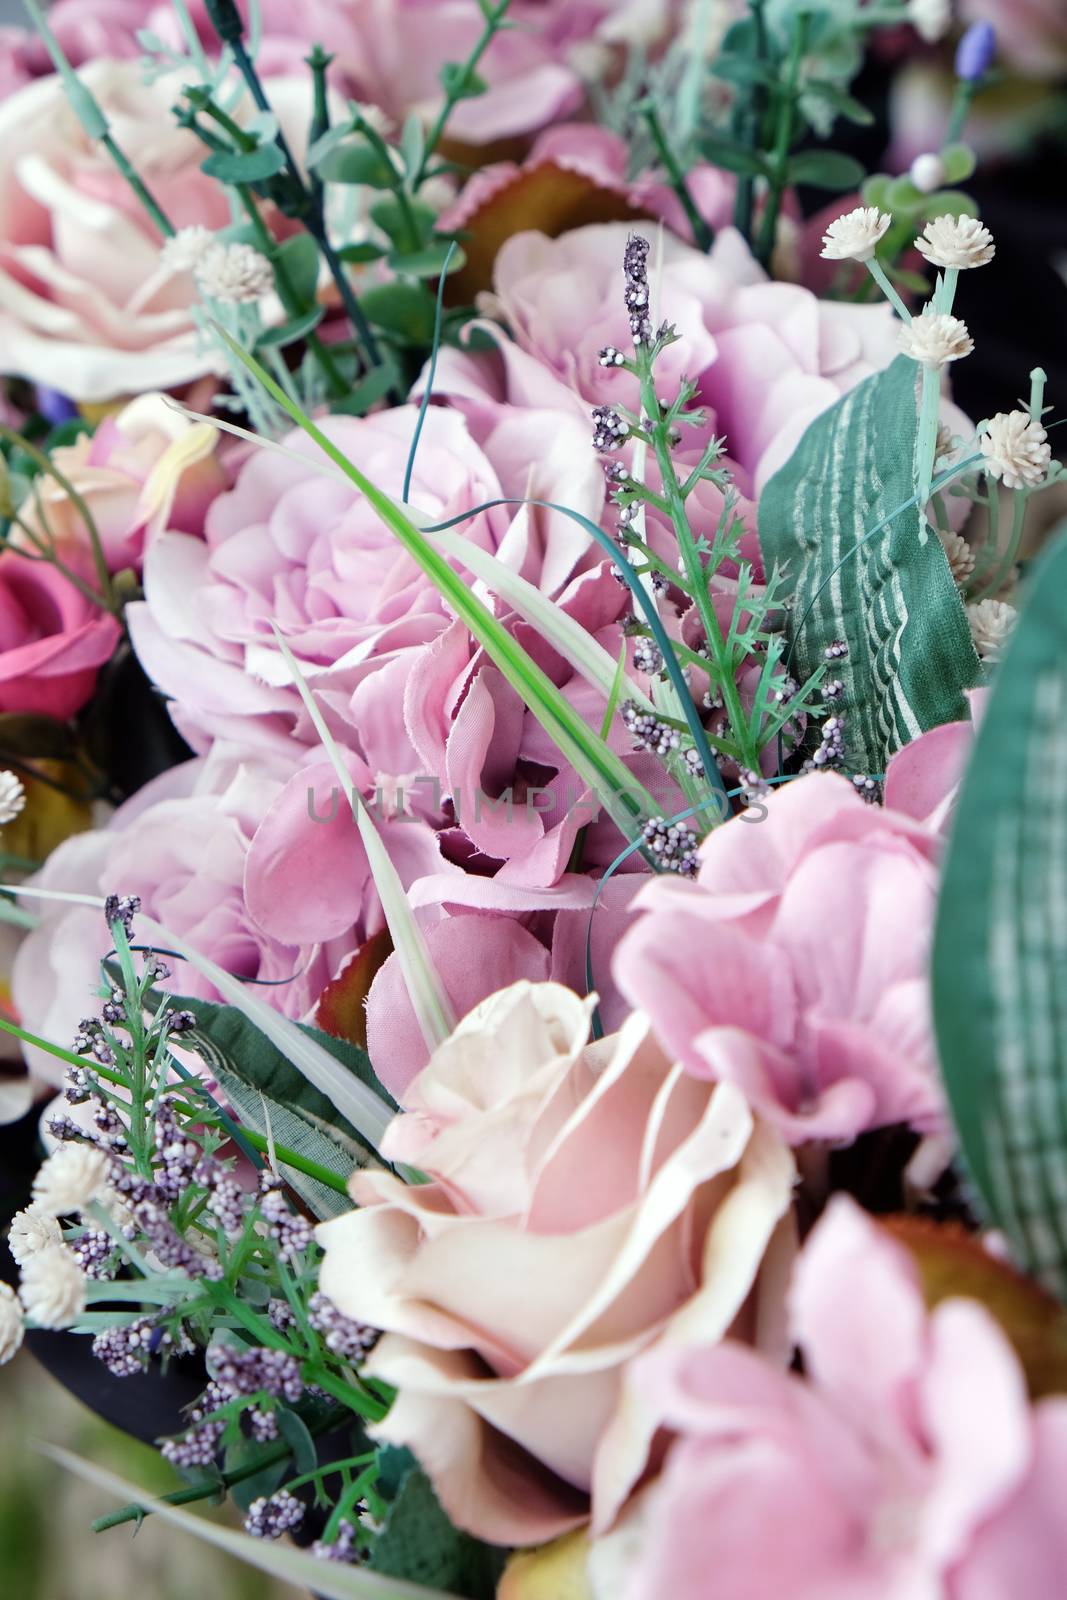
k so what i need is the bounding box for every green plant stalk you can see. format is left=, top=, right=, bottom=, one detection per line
left=732, top=0, right=767, bottom=244
left=412, top=0, right=512, bottom=188
left=914, top=269, right=961, bottom=537
left=353, top=111, right=424, bottom=254
left=213, top=323, right=661, bottom=844
left=238, top=1128, right=351, bottom=1195
left=639, top=99, right=712, bottom=251
left=754, top=10, right=810, bottom=268
left=635, top=350, right=760, bottom=776
left=865, top=256, right=911, bottom=322
left=970, top=369, right=1047, bottom=601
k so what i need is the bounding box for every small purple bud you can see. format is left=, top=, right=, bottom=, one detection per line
left=36, top=386, right=78, bottom=427
left=955, top=21, right=996, bottom=82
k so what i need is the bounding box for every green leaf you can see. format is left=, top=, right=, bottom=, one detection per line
left=256, top=306, right=325, bottom=350
left=861, top=172, right=891, bottom=208
left=339, top=241, right=387, bottom=264
left=758, top=355, right=980, bottom=774
left=360, top=281, right=439, bottom=343
left=210, top=1063, right=362, bottom=1218
left=932, top=526, right=1067, bottom=1300
left=399, top=114, right=425, bottom=181
left=804, top=80, right=876, bottom=126
left=697, top=134, right=770, bottom=179
left=202, top=144, right=286, bottom=184
left=315, top=140, right=397, bottom=188
left=276, top=1407, right=318, bottom=1476
left=332, top=356, right=405, bottom=416
left=274, top=233, right=320, bottom=307
left=439, top=62, right=487, bottom=101
left=786, top=149, right=866, bottom=190
left=387, top=240, right=467, bottom=279
left=225, top=1440, right=287, bottom=1512
left=919, top=188, right=978, bottom=221
left=369, top=1468, right=506, bottom=1598
left=940, top=141, right=977, bottom=183
left=369, top=194, right=436, bottom=250
left=885, top=174, right=923, bottom=211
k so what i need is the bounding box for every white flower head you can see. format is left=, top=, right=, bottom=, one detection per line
left=7, top=1205, right=62, bottom=1267
left=968, top=598, right=1017, bottom=660
left=899, top=310, right=973, bottom=369
left=916, top=214, right=995, bottom=271
left=19, top=1244, right=86, bottom=1329
left=160, top=225, right=217, bottom=273
left=0, top=1282, right=23, bottom=1365
left=32, top=1143, right=110, bottom=1216
left=820, top=206, right=892, bottom=264
left=194, top=242, right=275, bottom=305
left=908, top=0, right=952, bottom=44
left=0, top=770, right=24, bottom=826
left=909, top=153, right=946, bottom=195
left=980, top=411, right=1052, bottom=490
left=939, top=529, right=975, bottom=586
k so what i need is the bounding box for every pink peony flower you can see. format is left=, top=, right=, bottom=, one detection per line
left=431, top=222, right=897, bottom=501
left=10, top=745, right=366, bottom=1085
left=0, top=62, right=313, bottom=402
left=617, top=1196, right=1067, bottom=1599
left=15, top=394, right=225, bottom=574
left=317, top=980, right=795, bottom=1546
left=0, top=552, right=118, bottom=718
left=613, top=769, right=946, bottom=1144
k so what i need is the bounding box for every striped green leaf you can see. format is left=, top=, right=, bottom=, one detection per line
left=758, top=355, right=979, bottom=773
left=932, top=527, right=1067, bottom=1298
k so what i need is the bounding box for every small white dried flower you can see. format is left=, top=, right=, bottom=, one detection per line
left=194, top=242, right=275, bottom=305
left=0, top=770, right=24, bottom=826
left=980, top=411, right=1052, bottom=490
left=32, top=1144, right=110, bottom=1216
left=967, top=598, right=1017, bottom=660
left=899, top=311, right=974, bottom=369
left=934, top=421, right=957, bottom=462
left=0, top=1282, right=23, bottom=1365
left=916, top=214, right=995, bottom=271
left=820, top=206, right=892, bottom=263
left=7, top=1205, right=62, bottom=1267
left=160, top=225, right=216, bottom=273
left=909, top=153, right=946, bottom=194
left=908, top=0, right=952, bottom=44
left=19, top=1244, right=86, bottom=1328
left=939, top=529, right=976, bottom=586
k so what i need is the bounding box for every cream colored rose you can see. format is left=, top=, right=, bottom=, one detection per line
left=317, top=982, right=795, bottom=1548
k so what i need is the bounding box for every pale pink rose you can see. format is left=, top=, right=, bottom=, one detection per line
left=0, top=552, right=119, bottom=718
left=614, top=770, right=946, bottom=1144
left=317, top=980, right=796, bottom=1546
left=0, top=62, right=313, bottom=401
left=10, top=744, right=367, bottom=1086
left=882, top=688, right=987, bottom=833
left=15, top=394, right=225, bottom=573
left=0, top=28, right=35, bottom=100
left=431, top=222, right=898, bottom=502
left=126, top=405, right=509, bottom=754
left=618, top=1196, right=1067, bottom=1600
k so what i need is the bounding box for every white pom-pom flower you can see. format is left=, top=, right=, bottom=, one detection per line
left=909, top=154, right=946, bottom=194
left=7, top=1205, right=62, bottom=1267
left=899, top=311, right=974, bottom=369
left=0, top=771, right=24, bottom=826
left=916, top=214, right=995, bottom=271
left=980, top=411, right=1052, bottom=490
left=967, top=598, right=1017, bottom=661
left=31, top=1144, right=110, bottom=1216
left=160, top=225, right=216, bottom=274
left=19, top=1244, right=86, bottom=1328
left=0, top=1282, right=23, bottom=1364
left=194, top=243, right=275, bottom=306
left=939, top=530, right=976, bottom=586
left=820, top=206, right=892, bottom=263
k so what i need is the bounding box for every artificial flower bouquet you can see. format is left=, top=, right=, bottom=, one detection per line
left=0, top=1, right=1065, bottom=1596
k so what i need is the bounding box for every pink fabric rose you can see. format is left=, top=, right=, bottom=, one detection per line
left=0, top=63, right=312, bottom=401
left=317, top=980, right=795, bottom=1546
left=614, top=769, right=945, bottom=1144
left=432, top=222, right=897, bottom=502
left=10, top=744, right=364, bottom=1086
left=617, top=1196, right=1067, bottom=1599
left=0, top=552, right=118, bottom=718
left=16, top=394, right=225, bottom=573
left=126, top=405, right=508, bottom=754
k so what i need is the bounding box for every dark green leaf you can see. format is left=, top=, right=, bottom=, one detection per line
left=331, top=355, right=405, bottom=416
left=314, top=140, right=397, bottom=188
left=274, top=233, right=320, bottom=308
left=439, top=63, right=488, bottom=101
left=932, top=525, right=1067, bottom=1301
left=697, top=134, right=770, bottom=179
left=369, top=194, right=436, bottom=250
left=711, top=54, right=781, bottom=89
left=369, top=1467, right=506, bottom=1598
left=787, top=149, right=866, bottom=190
left=360, top=281, right=438, bottom=343
left=337, top=241, right=386, bottom=264
left=201, top=144, right=286, bottom=184
left=276, top=1407, right=317, bottom=1476
left=256, top=306, right=325, bottom=350
left=758, top=355, right=979, bottom=775
left=387, top=240, right=467, bottom=279
left=224, top=1441, right=287, bottom=1512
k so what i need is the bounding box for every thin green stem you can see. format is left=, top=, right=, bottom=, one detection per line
left=234, top=189, right=347, bottom=397
left=865, top=257, right=911, bottom=322
left=639, top=99, right=712, bottom=251
left=732, top=0, right=767, bottom=245
left=0, top=425, right=116, bottom=610
left=239, top=1128, right=351, bottom=1196
left=754, top=10, right=809, bottom=268
left=413, top=0, right=512, bottom=189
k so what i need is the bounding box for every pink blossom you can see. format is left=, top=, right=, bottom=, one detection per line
left=0, top=553, right=118, bottom=718
left=617, top=1196, right=1067, bottom=1600
left=614, top=770, right=946, bottom=1144
left=317, top=980, right=796, bottom=1546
